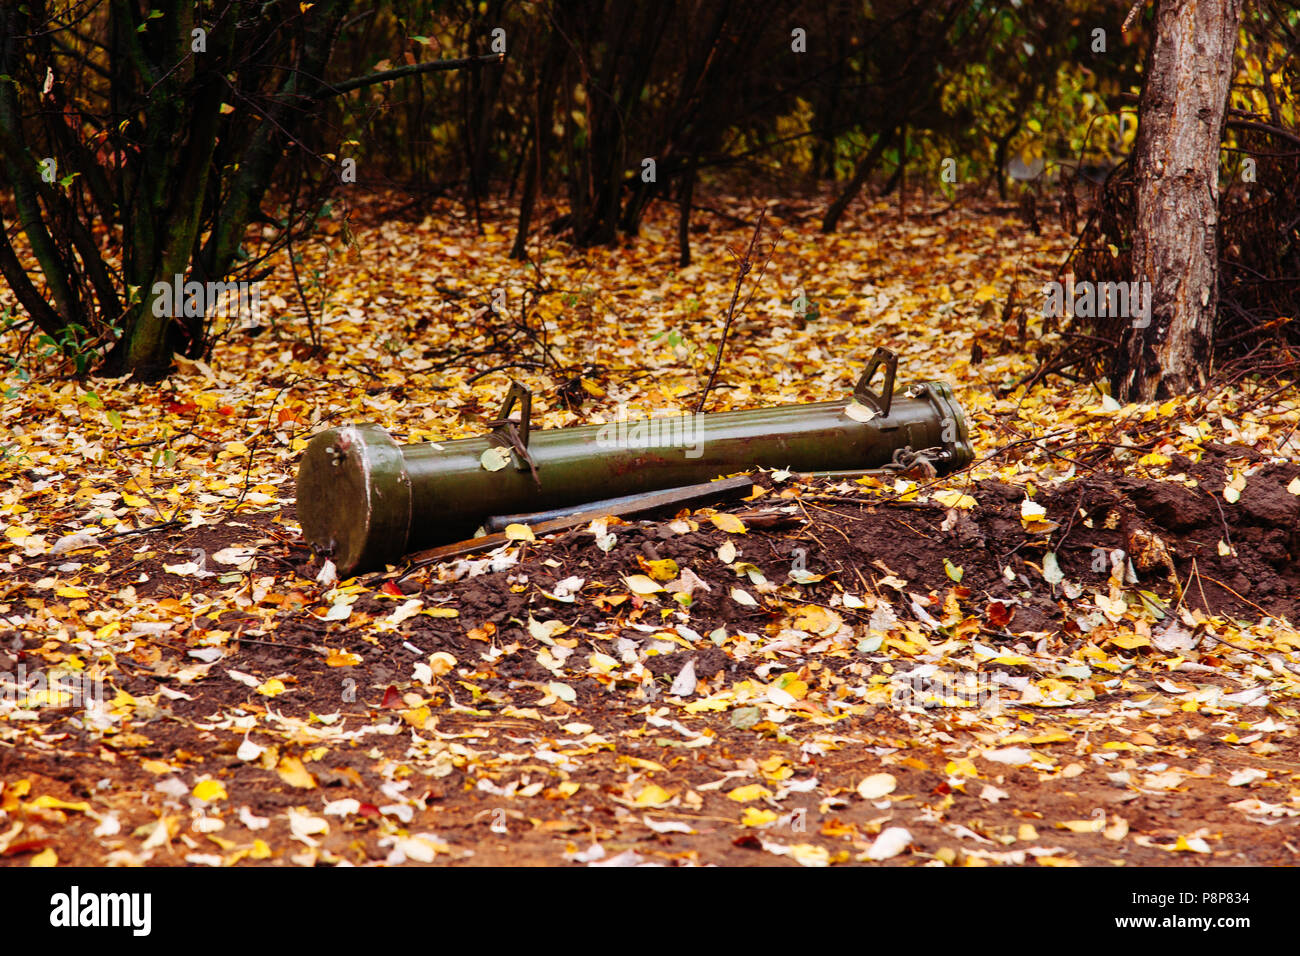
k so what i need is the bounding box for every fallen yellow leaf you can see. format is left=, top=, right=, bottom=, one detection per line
left=640, top=557, right=680, bottom=582
left=1108, top=632, right=1151, bottom=650
left=741, top=807, right=779, bottom=827
left=277, top=756, right=317, bottom=789
left=633, top=784, right=674, bottom=807
left=192, top=780, right=227, bottom=802
left=1056, top=818, right=1104, bottom=834
left=29, top=795, right=91, bottom=813
left=428, top=651, right=457, bottom=675
left=932, top=490, right=976, bottom=510
left=623, top=574, right=663, bottom=595
left=504, top=523, right=536, bottom=542
left=727, top=784, right=773, bottom=802
left=709, top=513, right=747, bottom=534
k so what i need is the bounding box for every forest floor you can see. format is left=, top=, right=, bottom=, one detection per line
left=2, top=192, right=1299, bottom=867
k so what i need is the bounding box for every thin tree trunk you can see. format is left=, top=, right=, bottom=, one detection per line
left=677, top=153, right=697, bottom=267
left=0, top=206, right=66, bottom=338
left=821, top=126, right=896, bottom=234
left=992, top=122, right=1018, bottom=201
left=896, top=125, right=907, bottom=217
left=1116, top=0, right=1242, bottom=401
left=511, top=24, right=565, bottom=260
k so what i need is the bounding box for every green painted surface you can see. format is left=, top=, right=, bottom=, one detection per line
left=297, top=382, right=972, bottom=574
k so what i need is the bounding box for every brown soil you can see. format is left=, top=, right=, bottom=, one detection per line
left=2, top=442, right=1299, bottom=867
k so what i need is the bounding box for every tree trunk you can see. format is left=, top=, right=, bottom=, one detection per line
left=821, top=126, right=896, bottom=234
left=511, top=24, right=566, bottom=260
left=677, top=154, right=697, bottom=267
left=1116, top=0, right=1242, bottom=401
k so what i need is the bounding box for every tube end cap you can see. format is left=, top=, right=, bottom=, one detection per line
left=296, top=424, right=412, bottom=575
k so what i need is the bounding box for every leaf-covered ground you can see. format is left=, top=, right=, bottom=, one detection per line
left=2, top=194, right=1300, bottom=867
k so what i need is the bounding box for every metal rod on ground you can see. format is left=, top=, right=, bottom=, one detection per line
left=481, top=476, right=753, bottom=532
left=401, top=476, right=756, bottom=567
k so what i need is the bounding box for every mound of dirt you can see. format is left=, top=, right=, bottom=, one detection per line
left=356, top=443, right=1299, bottom=645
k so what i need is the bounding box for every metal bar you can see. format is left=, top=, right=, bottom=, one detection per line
left=482, top=475, right=754, bottom=532
left=401, top=476, right=757, bottom=567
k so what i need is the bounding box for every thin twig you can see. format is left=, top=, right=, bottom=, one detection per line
left=1122, top=0, right=1146, bottom=33
left=1197, top=571, right=1274, bottom=619
left=696, top=208, right=770, bottom=414
left=108, top=519, right=183, bottom=539
left=466, top=361, right=546, bottom=385
left=1206, top=488, right=1236, bottom=556
left=230, top=375, right=303, bottom=513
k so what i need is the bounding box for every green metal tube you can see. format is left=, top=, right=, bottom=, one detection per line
left=296, top=380, right=972, bottom=574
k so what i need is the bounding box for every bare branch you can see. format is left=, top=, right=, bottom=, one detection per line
left=311, top=53, right=504, bottom=100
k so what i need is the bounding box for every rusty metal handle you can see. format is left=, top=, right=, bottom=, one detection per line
left=489, top=380, right=532, bottom=449
left=485, top=381, right=540, bottom=480
left=853, top=347, right=897, bottom=418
